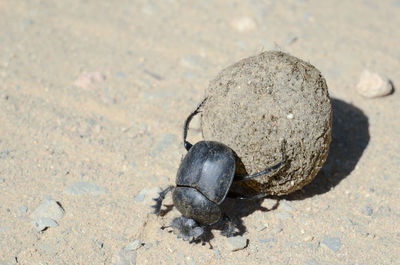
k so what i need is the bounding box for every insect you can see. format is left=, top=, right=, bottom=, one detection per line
left=152, top=98, right=287, bottom=242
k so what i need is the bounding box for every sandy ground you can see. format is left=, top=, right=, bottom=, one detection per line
left=0, top=0, right=399, bottom=264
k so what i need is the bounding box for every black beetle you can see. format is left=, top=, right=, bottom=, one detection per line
left=153, top=98, right=286, bottom=242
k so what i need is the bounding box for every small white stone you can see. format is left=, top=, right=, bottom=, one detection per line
left=287, top=113, right=294, bottom=119
left=356, top=70, right=393, bottom=98
left=226, top=236, right=248, bottom=251
left=231, top=17, right=256, bottom=32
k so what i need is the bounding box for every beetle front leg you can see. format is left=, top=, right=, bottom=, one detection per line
left=152, top=185, right=174, bottom=215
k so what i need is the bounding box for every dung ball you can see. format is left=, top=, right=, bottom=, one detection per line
left=201, top=51, right=332, bottom=195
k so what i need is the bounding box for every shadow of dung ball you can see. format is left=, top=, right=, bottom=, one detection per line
left=201, top=51, right=332, bottom=195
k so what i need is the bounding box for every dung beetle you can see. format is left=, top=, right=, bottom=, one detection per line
left=153, top=98, right=287, bottom=242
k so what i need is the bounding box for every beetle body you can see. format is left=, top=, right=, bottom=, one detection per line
left=152, top=98, right=286, bottom=242
left=173, top=141, right=235, bottom=224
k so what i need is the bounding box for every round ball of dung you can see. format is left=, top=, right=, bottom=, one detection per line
left=201, top=51, right=332, bottom=195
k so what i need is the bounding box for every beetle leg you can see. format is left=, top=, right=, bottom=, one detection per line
left=220, top=215, right=238, bottom=237
left=169, top=216, right=205, bottom=242
left=235, top=186, right=267, bottom=201
left=183, top=97, right=208, bottom=151
left=151, top=185, right=174, bottom=215
left=233, top=139, right=287, bottom=182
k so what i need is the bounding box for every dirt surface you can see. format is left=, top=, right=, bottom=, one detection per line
left=0, top=1, right=399, bottom=264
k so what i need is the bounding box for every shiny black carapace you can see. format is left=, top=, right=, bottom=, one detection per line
left=153, top=98, right=286, bottom=242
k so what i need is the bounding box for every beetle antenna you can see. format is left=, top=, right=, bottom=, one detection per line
left=234, top=139, right=287, bottom=182
left=183, top=97, right=208, bottom=151
left=152, top=185, right=174, bottom=215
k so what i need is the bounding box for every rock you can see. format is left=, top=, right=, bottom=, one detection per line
left=111, top=248, right=136, bottom=265
left=226, top=236, right=248, bottom=251
left=17, top=205, right=28, bottom=215
left=33, top=217, right=58, bottom=231
left=124, top=240, right=142, bottom=251
left=137, top=187, right=162, bottom=205
left=362, top=205, right=374, bottom=216
left=0, top=149, right=9, bottom=159
left=201, top=51, right=332, bottom=195
left=321, top=236, right=341, bottom=253
left=256, top=223, right=269, bottom=232
left=231, top=17, right=257, bottom=32
left=63, top=182, right=108, bottom=195
left=73, top=72, right=106, bottom=90
left=261, top=198, right=278, bottom=209
left=258, top=238, right=275, bottom=245
left=356, top=70, right=393, bottom=98
left=30, top=197, right=64, bottom=221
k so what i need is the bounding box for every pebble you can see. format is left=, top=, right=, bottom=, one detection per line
left=258, top=238, right=275, bottom=245
left=17, top=205, right=28, bottom=215
left=272, top=225, right=283, bottom=234
left=111, top=248, right=136, bottom=265
left=0, top=149, right=9, bottom=159
left=356, top=70, right=393, bottom=98
left=136, top=187, right=162, bottom=205
left=321, top=236, right=341, bottom=253
left=0, top=178, right=5, bottom=183
left=226, top=236, right=248, bottom=251
left=261, top=198, right=278, bottom=209
left=231, top=17, right=257, bottom=32
left=33, top=217, right=58, bottom=231
left=256, top=223, right=269, bottom=232
left=286, top=113, right=294, bottom=119
left=30, top=197, right=64, bottom=221
left=124, top=240, right=142, bottom=251
left=73, top=72, right=106, bottom=90
left=362, top=205, right=374, bottom=216
left=63, top=181, right=108, bottom=195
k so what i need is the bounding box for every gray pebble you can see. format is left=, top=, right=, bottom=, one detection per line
left=33, top=217, right=58, bottom=231
left=256, top=223, right=268, bottom=232
left=226, top=236, right=248, bottom=251
left=30, top=197, right=64, bottom=221
left=306, top=258, right=321, bottom=265
left=18, top=205, right=28, bottom=215
left=95, top=241, right=104, bottom=248
left=258, top=237, right=275, bottom=245
left=63, top=181, right=108, bottom=195
left=321, top=237, right=341, bottom=253
left=262, top=198, right=278, bottom=209
left=362, top=205, right=374, bottom=216
left=0, top=178, right=4, bottom=183
left=136, top=187, right=162, bottom=205
left=111, top=249, right=136, bottom=265
left=0, top=149, right=9, bottom=159
left=143, top=243, right=153, bottom=249
left=272, top=226, right=283, bottom=234
left=124, top=240, right=142, bottom=251
left=134, top=194, right=145, bottom=201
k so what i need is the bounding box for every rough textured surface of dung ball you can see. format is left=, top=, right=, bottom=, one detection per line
left=201, top=51, right=332, bottom=195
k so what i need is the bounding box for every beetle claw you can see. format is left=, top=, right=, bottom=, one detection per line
left=170, top=217, right=205, bottom=243
left=151, top=186, right=174, bottom=215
